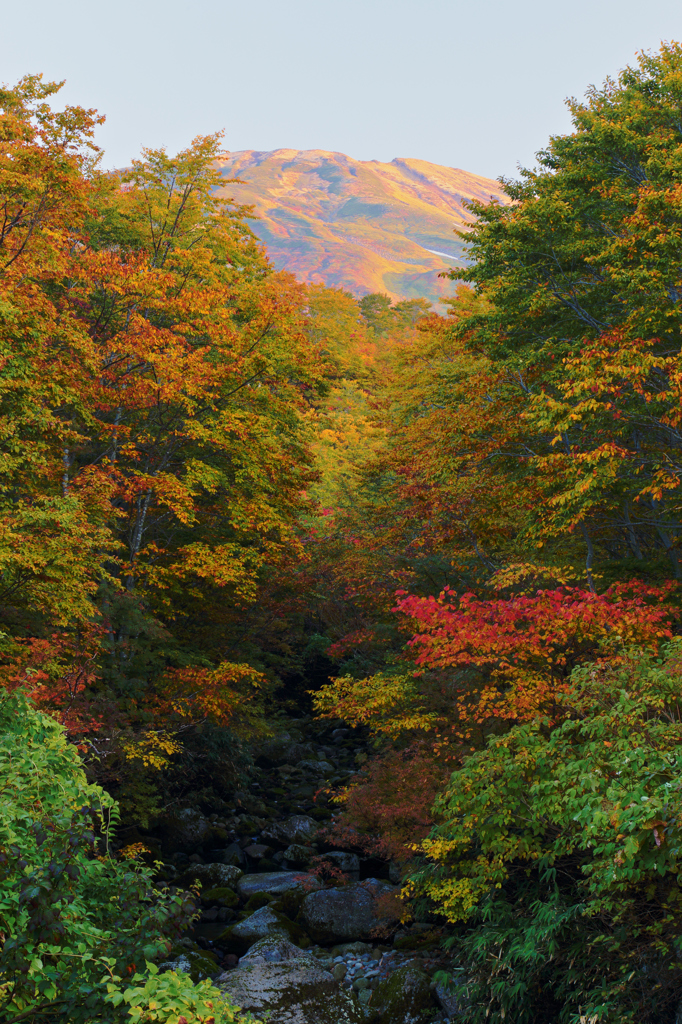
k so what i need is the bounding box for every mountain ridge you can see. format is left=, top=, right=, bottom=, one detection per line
left=215, top=149, right=508, bottom=303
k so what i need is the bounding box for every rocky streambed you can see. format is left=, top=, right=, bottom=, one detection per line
left=145, top=716, right=463, bottom=1023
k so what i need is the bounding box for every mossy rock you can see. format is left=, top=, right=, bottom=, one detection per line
left=236, top=818, right=257, bottom=835
left=310, top=806, right=332, bottom=821
left=271, top=888, right=306, bottom=919
left=201, top=886, right=239, bottom=909
left=370, top=964, right=435, bottom=1024
left=393, top=931, right=440, bottom=952
left=219, top=950, right=365, bottom=1024
left=219, top=906, right=310, bottom=955
left=258, top=857, right=280, bottom=871
left=245, top=892, right=275, bottom=913
left=159, top=947, right=219, bottom=984
left=178, top=862, right=243, bottom=889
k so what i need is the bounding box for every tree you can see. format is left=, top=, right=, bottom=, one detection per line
left=453, top=42, right=682, bottom=580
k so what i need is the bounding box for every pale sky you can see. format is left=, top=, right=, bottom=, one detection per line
left=4, top=0, right=682, bottom=181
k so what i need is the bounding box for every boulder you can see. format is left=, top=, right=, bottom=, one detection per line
left=200, top=886, right=239, bottom=909
left=257, top=733, right=316, bottom=767
left=216, top=841, right=247, bottom=867
left=180, top=862, right=243, bottom=888
left=388, top=861, right=402, bottom=884
left=262, top=814, right=319, bottom=847
left=297, top=759, right=334, bottom=774
left=319, top=850, right=361, bottom=873
left=163, top=807, right=212, bottom=852
left=282, top=844, right=316, bottom=867
left=219, top=906, right=307, bottom=954
left=236, top=870, right=321, bottom=899
left=158, top=949, right=219, bottom=983
left=244, top=843, right=272, bottom=860
left=299, top=878, right=399, bottom=944
left=218, top=945, right=364, bottom=1024
left=434, top=978, right=463, bottom=1018
left=239, top=935, right=309, bottom=964
left=371, top=963, right=435, bottom=1024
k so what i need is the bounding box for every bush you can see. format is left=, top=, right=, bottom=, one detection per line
left=415, top=644, right=682, bottom=1024
left=0, top=688, right=259, bottom=1023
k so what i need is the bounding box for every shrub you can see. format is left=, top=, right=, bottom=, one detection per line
left=0, top=688, right=258, bottom=1023
left=414, top=643, right=682, bottom=1024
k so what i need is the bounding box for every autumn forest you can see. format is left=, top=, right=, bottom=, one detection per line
left=5, top=42, right=682, bottom=1024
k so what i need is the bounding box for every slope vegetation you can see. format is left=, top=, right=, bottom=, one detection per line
left=216, top=149, right=507, bottom=303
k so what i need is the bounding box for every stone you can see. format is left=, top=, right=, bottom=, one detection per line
left=239, top=936, right=308, bottom=965
left=158, top=949, right=219, bottom=983
left=299, top=879, right=400, bottom=944
left=332, top=962, right=347, bottom=981
left=282, top=843, right=316, bottom=867
left=180, top=862, right=243, bottom=888
left=331, top=941, right=373, bottom=955
left=434, top=980, right=462, bottom=1017
left=371, top=963, right=435, bottom=1024
left=164, top=807, right=211, bottom=852
left=319, top=850, right=361, bottom=873
left=219, top=842, right=247, bottom=867
left=262, top=814, right=319, bottom=847
left=219, top=906, right=306, bottom=954
left=218, top=949, right=365, bottom=1024
left=201, top=886, right=239, bottom=908
left=388, top=861, right=402, bottom=884
left=244, top=843, right=272, bottom=860
left=393, top=925, right=441, bottom=951
left=257, top=733, right=316, bottom=767
left=297, top=759, right=334, bottom=774
left=236, top=871, right=321, bottom=899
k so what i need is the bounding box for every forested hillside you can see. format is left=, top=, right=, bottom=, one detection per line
left=4, top=42, right=682, bottom=1024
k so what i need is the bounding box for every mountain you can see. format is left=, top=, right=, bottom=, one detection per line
left=215, top=149, right=507, bottom=304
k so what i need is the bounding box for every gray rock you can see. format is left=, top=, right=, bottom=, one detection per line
left=371, top=963, right=435, bottom=1024
left=180, top=862, right=243, bottom=888
left=236, top=870, right=321, bottom=899
left=282, top=843, right=316, bottom=867
left=332, top=962, right=347, bottom=981
left=239, top=936, right=308, bottom=965
left=258, top=733, right=316, bottom=767
left=299, top=878, right=400, bottom=944
left=219, top=953, right=365, bottom=1024
left=388, top=861, right=402, bottom=884
left=222, top=906, right=302, bottom=953
left=297, top=759, right=334, bottom=774
left=434, top=979, right=462, bottom=1017
left=262, top=814, right=319, bottom=846
left=320, top=850, right=361, bottom=873
left=332, top=941, right=373, bottom=955
left=219, top=841, right=247, bottom=867
left=244, top=843, right=272, bottom=860
left=158, top=950, right=219, bottom=983
left=165, top=807, right=211, bottom=852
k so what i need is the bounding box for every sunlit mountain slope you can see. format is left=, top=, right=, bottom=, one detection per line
left=216, top=150, right=507, bottom=303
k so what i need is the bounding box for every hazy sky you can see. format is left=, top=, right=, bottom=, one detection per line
left=4, top=0, right=682, bottom=181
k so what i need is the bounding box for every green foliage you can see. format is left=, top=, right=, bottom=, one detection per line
left=0, top=687, right=256, bottom=1023
left=416, top=643, right=682, bottom=1023
left=104, top=962, right=262, bottom=1023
